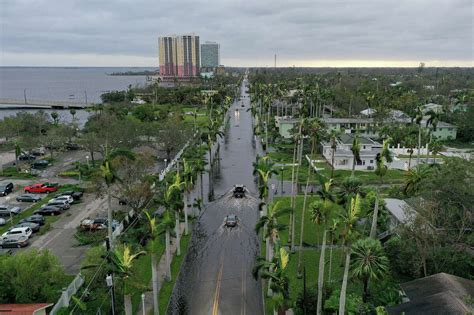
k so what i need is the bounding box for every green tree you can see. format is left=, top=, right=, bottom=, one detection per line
left=351, top=238, right=389, bottom=302
left=0, top=249, right=68, bottom=303
left=109, top=244, right=146, bottom=315
left=350, top=134, right=361, bottom=177
left=339, top=194, right=361, bottom=315
left=253, top=242, right=290, bottom=314
left=144, top=211, right=160, bottom=315
left=370, top=138, right=393, bottom=238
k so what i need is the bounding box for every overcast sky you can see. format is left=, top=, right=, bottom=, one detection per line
left=1, top=0, right=473, bottom=67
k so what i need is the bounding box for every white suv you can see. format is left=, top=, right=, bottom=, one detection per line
left=53, top=195, right=74, bottom=204
left=2, top=226, right=33, bottom=239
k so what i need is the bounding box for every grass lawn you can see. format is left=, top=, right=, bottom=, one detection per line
left=0, top=166, right=38, bottom=179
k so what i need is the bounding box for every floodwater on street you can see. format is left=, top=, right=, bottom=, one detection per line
left=168, top=78, right=264, bottom=314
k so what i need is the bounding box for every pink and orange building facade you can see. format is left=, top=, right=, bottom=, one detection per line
left=159, top=34, right=200, bottom=81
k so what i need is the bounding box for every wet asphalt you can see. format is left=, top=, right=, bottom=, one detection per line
left=168, top=78, right=264, bottom=315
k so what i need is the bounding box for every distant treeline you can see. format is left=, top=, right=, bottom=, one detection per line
left=109, top=70, right=158, bottom=76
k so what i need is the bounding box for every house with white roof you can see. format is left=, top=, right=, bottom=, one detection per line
left=321, top=133, right=382, bottom=170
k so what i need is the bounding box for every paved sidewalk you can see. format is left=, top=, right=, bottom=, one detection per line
left=135, top=222, right=185, bottom=315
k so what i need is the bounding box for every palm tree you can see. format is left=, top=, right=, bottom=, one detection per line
left=429, top=139, right=443, bottom=164
left=109, top=245, right=146, bottom=315
left=309, top=200, right=329, bottom=315
left=425, top=109, right=440, bottom=163
left=297, top=118, right=326, bottom=276
left=144, top=211, right=160, bottom=315
left=337, top=176, right=363, bottom=207
left=351, top=237, right=389, bottom=302
left=403, top=165, right=432, bottom=196
left=327, top=219, right=339, bottom=284
left=370, top=138, right=392, bottom=238
left=328, top=129, right=341, bottom=178
left=182, top=159, right=194, bottom=235
left=253, top=241, right=290, bottom=315
left=99, top=148, right=136, bottom=247
left=289, top=119, right=304, bottom=251
left=253, top=155, right=278, bottom=205
left=350, top=133, right=361, bottom=177
left=201, top=118, right=224, bottom=200
left=414, top=106, right=424, bottom=165
left=339, top=194, right=361, bottom=315
left=403, top=135, right=417, bottom=170
left=169, top=173, right=184, bottom=256
left=158, top=210, right=174, bottom=281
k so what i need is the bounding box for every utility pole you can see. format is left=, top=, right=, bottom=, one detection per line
left=274, top=54, right=277, bottom=68
left=105, top=237, right=116, bottom=315
left=84, top=90, right=88, bottom=105
left=23, top=89, right=27, bottom=104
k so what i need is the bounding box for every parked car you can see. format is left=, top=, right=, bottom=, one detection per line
left=233, top=185, right=246, bottom=198
left=0, top=182, right=14, bottom=196
left=47, top=199, right=71, bottom=210
left=80, top=218, right=119, bottom=231
left=2, top=226, right=33, bottom=239
left=10, top=222, right=40, bottom=233
left=0, top=218, right=6, bottom=226
left=31, top=160, right=49, bottom=169
left=18, top=154, right=36, bottom=161
left=24, top=183, right=59, bottom=194
left=119, top=198, right=128, bottom=205
left=20, top=214, right=45, bottom=226
left=16, top=194, right=42, bottom=203
left=58, top=191, right=83, bottom=200
left=54, top=195, right=74, bottom=204
left=0, top=205, right=21, bottom=217
left=0, top=235, right=29, bottom=248
left=35, top=206, right=63, bottom=216
left=65, top=142, right=80, bottom=150
left=31, top=148, right=46, bottom=156
left=224, top=215, right=238, bottom=227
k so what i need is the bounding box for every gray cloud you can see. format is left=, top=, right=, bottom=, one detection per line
left=1, top=0, right=472, bottom=66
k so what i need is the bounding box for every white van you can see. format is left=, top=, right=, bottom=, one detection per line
left=2, top=226, right=33, bottom=239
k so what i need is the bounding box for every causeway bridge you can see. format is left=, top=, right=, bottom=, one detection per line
left=0, top=98, right=95, bottom=109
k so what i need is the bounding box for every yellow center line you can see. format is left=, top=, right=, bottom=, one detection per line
left=212, top=258, right=224, bottom=315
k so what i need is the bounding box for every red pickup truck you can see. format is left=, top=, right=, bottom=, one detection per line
left=24, top=183, right=59, bottom=194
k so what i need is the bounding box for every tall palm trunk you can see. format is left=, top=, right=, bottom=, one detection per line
left=151, top=253, right=159, bottom=315
left=289, top=137, right=298, bottom=250
left=331, top=146, right=336, bottom=178
left=124, top=293, right=132, bottom=315
left=370, top=186, right=380, bottom=238
left=417, top=126, right=421, bottom=165
left=291, top=137, right=304, bottom=251
left=165, top=229, right=171, bottom=281
left=328, top=236, right=334, bottom=283
left=184, top=194, right=189, bottom=235
left=316, top=229, right=327, bottom=315
left=107, top=190, right=113, bottom=247
left=339, top=250, right=351, bottom=315
left=175, top=216, right=181, bottom=256
left=297, top=138, right=315, bottom=274
left=351, top=155, right=356, bottom=177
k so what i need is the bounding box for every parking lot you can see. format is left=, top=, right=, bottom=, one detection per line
left=0, top=178, right=119, bottom=274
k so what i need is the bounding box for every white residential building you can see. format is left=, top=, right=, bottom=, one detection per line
left=322, top=134, right=382, bottom=171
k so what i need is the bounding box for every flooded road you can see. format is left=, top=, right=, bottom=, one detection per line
left=168, top=77, right=264, bottom=314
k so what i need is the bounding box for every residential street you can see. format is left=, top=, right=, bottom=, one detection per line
left=168, top=78, right=264, bottom=314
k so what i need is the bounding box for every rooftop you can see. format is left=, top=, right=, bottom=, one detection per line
left=388, top=273, right=474, bottom=315
left=0, top=303, right=53, bottom=315
left=338, top=133, right=379, bottom=145
left=384, top=198, right=417, bottom=223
